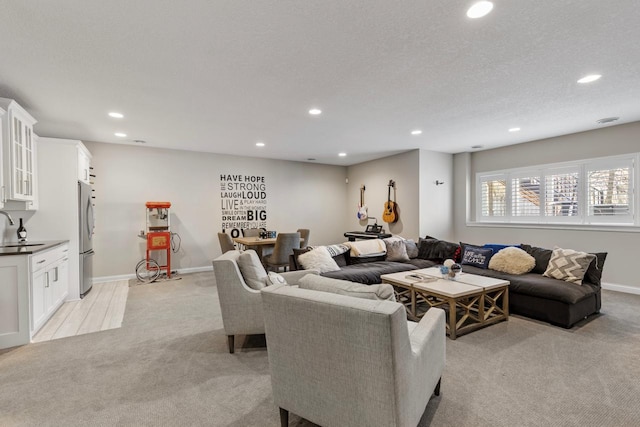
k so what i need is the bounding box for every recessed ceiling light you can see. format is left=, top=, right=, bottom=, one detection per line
left=471, top=145, right=483, bottom=149
left=467, top=1, right=494, bottom=19
left=309, top=108, right=322, bottom=115
left=256, top=142, right=265, bottom=147
left=338, top=152, right=347, bottom=157
left=508, top=127, right=521, bottom=132
left=114, top=132, right=127, bottom=137
left=596, top=117, right=619, bottom=124
left=411, top=130, right=422, bottom=135
left=577, top=74, right=602, bottom=84
left=108, top=112, right=124, bottom=118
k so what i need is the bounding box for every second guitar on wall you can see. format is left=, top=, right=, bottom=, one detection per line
left=382, top=180, right=398, bottom=223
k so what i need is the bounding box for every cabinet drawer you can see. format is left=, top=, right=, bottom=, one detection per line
left=30, top=244, right=69, bottom=273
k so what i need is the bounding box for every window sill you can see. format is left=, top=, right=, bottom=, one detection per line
left=466, top=221, right=640, bottom=233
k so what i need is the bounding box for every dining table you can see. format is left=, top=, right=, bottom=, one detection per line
left=233, top=235, right=303, bottom=263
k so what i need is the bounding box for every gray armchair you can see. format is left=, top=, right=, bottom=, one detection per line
left=264, top=232, right=300, bottom=272
left=212, top=250, right=315, bottom=353
left=261, top=284, right=446, bottom=427
left=217, top=232, right=236, bottom=253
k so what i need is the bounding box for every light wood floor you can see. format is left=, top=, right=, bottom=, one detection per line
left=33, top=280, right=129, bottom=343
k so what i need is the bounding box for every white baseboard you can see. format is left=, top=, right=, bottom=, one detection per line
left=601, top=282, right=640, bottom=295
left=93, top=265, right=213, bottom=284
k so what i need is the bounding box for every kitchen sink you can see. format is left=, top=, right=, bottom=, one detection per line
left=0, top=243, right=46, bottom=248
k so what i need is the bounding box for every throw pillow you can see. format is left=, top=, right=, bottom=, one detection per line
left=543, top=247, right=596, bottom=285
left=483, top=243, right=521, bottom=253
left=266, top=271, right=288, bottom=286
left=584, top=252, right=608, bottom=286
left=385, top=239, right=410, bottom=262
left=417, top=238, right=460, bottom=262
left=488, top=247, right=535, bottom=275
left=404, top=239, right=419, bottom=259
left=520, top=244, right=553, bottom=274
left=460, top=244, right=493, bottom=269
left=237, top=250, right=268, bottom=290
left=297, top=247, right=341, bottom=273
left=291, top=247, right=312, bottom=270
left=298, top=274, right=396, bottom=301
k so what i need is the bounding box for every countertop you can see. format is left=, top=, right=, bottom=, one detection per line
left=0, top=240, right=69, bottom=256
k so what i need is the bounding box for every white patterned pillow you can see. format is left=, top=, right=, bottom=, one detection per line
left=297, top=247, right=341, bottom=273
left=266, top=271, right=288, bottom=286
left=543, top=247, right=596, bottom=285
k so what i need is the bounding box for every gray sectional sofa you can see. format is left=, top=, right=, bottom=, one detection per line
left=290, top=240, right=606, bottom=329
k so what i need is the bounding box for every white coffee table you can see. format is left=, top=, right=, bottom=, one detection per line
left=381, top=268, right=509, bottom=339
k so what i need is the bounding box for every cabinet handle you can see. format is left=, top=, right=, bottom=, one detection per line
left=1, top=186, right=5, bottom=203
left=37, top=259, right=46, bottom=264
left=62, top=257, right=68, bottom=261
left=54, top=267, right=59, bottom=282
left=45, top=272, right=50, bottom=288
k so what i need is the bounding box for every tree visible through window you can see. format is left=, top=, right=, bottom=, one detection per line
left=476, top=155, right=636, bottom=225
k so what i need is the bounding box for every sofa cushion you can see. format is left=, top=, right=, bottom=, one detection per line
left=460, top=265, right=599, bottom=305
left=298, top=247, right=341, bottom=273
left=543, top=247, right=596, bottom=285
left=237, top=250, right=268, bottom=290
left=321, top=261, right=417, bottom=285
left=460, top=243, right=493, bottom=269
left=405, top=258, right=438, bottom=269
left=346, top=253, right=387, bottom=264
left=385, top=239, right=410, bottom=262
left=488, top=247, right=535, bottom=275
left=299, top=274, right=396, bottom=301
left=520, top=244, right=553, bottom=274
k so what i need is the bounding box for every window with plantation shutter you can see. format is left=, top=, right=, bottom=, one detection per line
left=475, top=154, right=638, bottom=227
left=479, top=175, right=507, bottom=218
left=544, top=168, right=579, bottom=218
left=586, top=159, right=633, bottom=223
left=511, top=175, right=541, bottom=217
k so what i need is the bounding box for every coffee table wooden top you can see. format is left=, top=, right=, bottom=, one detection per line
left=380, top=268, right=509, bottom=298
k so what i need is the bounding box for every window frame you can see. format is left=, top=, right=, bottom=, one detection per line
left=475, top=153, right=638, bottom=227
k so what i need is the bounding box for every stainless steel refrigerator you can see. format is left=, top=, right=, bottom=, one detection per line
left=79, top=181, right=95, bottom=297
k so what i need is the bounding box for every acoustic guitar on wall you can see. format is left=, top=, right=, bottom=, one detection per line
left=357, top=185, right=368, bottom=220
left=382, top=180, right=398, bottom=223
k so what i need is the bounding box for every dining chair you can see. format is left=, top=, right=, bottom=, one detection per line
left=264, top=232, right=301, bottom=272
left=218, top=232, right=236, bottom=253
left=297, top=228, right=310, bottom=248
left=242, top=228, right=262, bottom=237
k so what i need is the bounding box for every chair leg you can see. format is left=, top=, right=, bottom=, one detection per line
left=279, top=407, right=289, bottom=427
left=434, top=377, right=441, bottom=396
left=227, top=335, right=235, bottom=354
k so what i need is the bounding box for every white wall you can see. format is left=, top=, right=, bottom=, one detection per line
left=419, top=150, right=453, bottom=241
left=453, top=122, right=640, bottom=292
left=346, top=151, right=421, bottom=239
left=345, top=149, right=454, bottom=242
left=79, top=142, right=348, bottom=278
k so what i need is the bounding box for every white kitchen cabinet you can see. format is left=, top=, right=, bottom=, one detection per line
left=0, top=97, right=38, bottom=210
left=78, top=145, right=92, bottom=184
left=30, top=243, right=70, bottom=334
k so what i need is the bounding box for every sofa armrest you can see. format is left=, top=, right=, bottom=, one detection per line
left=407, top=308, right=446, bottom=396
left=280, top=269, right=319, bottom=285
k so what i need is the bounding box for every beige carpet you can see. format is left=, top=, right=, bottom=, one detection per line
left=1, top=272, right=639, bottom=426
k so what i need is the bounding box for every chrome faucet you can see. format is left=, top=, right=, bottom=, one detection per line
left=0, top=210, right=15, bottom=225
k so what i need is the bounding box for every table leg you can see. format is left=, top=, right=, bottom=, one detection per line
left=448, top=298, right=457, bottom=340
left=411, top=286, right=416, bottom=319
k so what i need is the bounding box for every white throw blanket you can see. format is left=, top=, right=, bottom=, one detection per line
left=346, top=239, right=386, bottom=257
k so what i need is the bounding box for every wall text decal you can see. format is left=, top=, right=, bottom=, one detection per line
left=220, top=174, right=267, bottom=237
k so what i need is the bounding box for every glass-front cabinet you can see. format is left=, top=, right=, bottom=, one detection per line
left=0, top=98, right=38, bottom=207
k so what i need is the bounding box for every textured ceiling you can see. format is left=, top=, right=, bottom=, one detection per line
left=1, top=1, right=639, bottom=165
